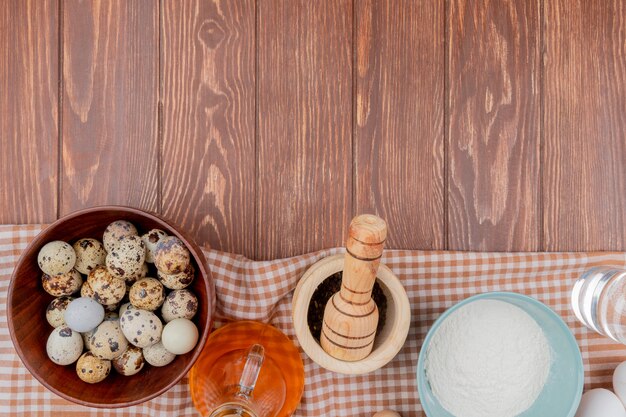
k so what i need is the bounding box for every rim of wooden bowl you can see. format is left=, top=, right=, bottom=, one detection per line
left=7, top=205, right=216, bottom=408
left=292, top=254, right=411, bottom=375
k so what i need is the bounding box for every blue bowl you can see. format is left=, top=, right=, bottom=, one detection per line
left=417, top=292, right=583, bottom=417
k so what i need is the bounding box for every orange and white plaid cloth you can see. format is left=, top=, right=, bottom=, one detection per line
left=1, top=224, right=625, bottom=416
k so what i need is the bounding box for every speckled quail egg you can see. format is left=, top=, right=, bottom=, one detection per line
left=42, top=269, right=82, bottom=297
left=119, top=302, right=134, bottom=317
left=142, top=229, right=168, bottom=264
left=104, top=301, right=121, bottom=313
left=80, top=280, right=95, bottom=298
left=132, top=262, right=149, bottom=281
left=123, top=262, right=149, bottom=288
left=138, top=262, right=149, bottom=278
left=76, top=351, right=111, bottom=384
left=103, top=220, right=138, bottom=252
left=83, top=288, right=120, bottom=311
left=72, top=238, right=106, bottom=275
left=87, top=266, right=126, bottom=306
left=143, top=341, right=176, bottom=367
left=90, top=320, right=128, bottom=360
left=46, top=296, right=74, bottom=327
left=64, top=297, right=105, bottom=332
left=112, top=346, right=145, bottom=376
left=82, top=328, right=96, bottom=351
left=162, top=318, right=198, bottom=355
left=46, top=326, right=83, bottom=365
left=129, top=278, right=165, bottom=311
left=161, top=289, right=198, bottom=323
left=104, top=311, right=119, bottom=321
left=38, top=241, right=76, bottom=276
left=158, top=263, right=195, bottom=290
left=154, top=236, right=190, bottom=275
left=120, top=308, right=162, bottom=348
left=106, top=235, right=145, bottom=280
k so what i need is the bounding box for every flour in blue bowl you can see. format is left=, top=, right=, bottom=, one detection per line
left=424, top=299, right=551, bottom=417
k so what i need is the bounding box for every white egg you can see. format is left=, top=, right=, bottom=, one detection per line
left=575, top=388, right=626, bottom=417
left=161, top=318, right=198, bottom=355
left=64, top=297, right=105, bottom=332
left=614, top=362, right=626, bottom=407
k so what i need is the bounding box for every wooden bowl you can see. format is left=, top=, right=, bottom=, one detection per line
left=292, top=254, right=410, bottom=375
left=7, top=206, right=216, bottom=408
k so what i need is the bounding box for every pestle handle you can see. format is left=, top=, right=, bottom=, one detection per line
left=320, top=214, right=386, bottom=361
left=340, top=215, right=387, bottom=303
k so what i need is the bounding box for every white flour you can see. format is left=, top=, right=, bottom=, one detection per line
left=424, top=299, right=551, bottom=417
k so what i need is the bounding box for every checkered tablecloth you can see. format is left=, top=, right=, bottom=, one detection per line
left=1, top=225, right=625, bottom=416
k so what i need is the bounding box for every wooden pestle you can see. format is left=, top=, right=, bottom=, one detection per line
left=320, top=214, right=387, bottom=361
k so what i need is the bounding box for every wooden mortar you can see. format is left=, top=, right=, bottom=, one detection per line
left=292, top=254, right=410, bottom=375
left=320, top=214, right=387, bottom=361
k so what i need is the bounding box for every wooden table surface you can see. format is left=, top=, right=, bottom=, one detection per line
left=1, top=0, right=625, bottom=260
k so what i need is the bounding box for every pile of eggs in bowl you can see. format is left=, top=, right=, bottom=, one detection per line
left=40, top=220, right=200, bottom=384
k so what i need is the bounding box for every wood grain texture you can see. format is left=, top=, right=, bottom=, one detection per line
left=4, top=0, right=626, bottom=256
left=162, top=0, right=255, bottom=257
left=257, top=0, right=352, bottom=259
left=543, top=0, right=626, bottom=251
left=0, top=0, right=58, bottom=223
left=447, top=0, right=541, bottom=251
left=354, top=0, right=444, bottom=250
left=61, top=0, right=159, bottom=214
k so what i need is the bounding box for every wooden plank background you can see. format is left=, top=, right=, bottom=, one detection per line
left=1, top=0, right=625, bottom=259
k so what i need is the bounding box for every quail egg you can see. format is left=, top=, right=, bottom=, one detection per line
left=106, top=235, right=145, bottom=280
left=64, top=297, right=105, bottom=332
left=46, top=326, right=83, bottom=365
left=129, top=278, right=165, bottom=311
left=76, top=351, right=111, bottom=384
left=120, top=308, right=162, bottom=348
left=104, top=301, right=121, bottom=313
left=46, top=296, right=74, bottom=327
left=158, top=263, right=195, bottom=290
left=42, top=269, right=82, bottom=297
left=161, top=318, right=198, bottom=355
left=103, top=220, right=138, bottom=252
left=123, top=263, right=149, bottom=289
left=154, top=236, right=190, bottom=275
left=82, top=328, right=96, bottom=351
left=84, top=289, right=120, bottom=311
left=119, top=302, right=134, bottom=317
left=80, top=280, right=95, bottom=298
left=127, top=262, right=149, bottom=283
left=104, top=311, right=119, bottom=321
left=138, top=262, right=149, bottom=278
left=38, top=241, right=76, bottom=276
left=87, top=266, right=126, bottom=306
left=112, top=346, right=145, bottom=376
left=143, top=341, right=176, bottom=367
left=142, top=229, right=168, bottom=264
left=161, top=289, right=198, bottom=323
left=72, top=238, right=106, bottom=275
left=90, top=320, right=128, bottom=360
